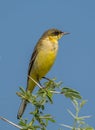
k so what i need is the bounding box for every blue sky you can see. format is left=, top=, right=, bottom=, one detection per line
left=0, top=0, right=95, bottom=129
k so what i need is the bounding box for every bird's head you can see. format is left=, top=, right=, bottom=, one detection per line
left=42, top=28, right=70, bottom=43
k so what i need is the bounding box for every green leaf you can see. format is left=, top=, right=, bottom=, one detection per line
left=18, top=118, right=28, bottom=127
left=85, top=127, right=94, bottom=130
left=61, top=87, right=82, bottom=100
left=80, top=100, right=87, bottom=108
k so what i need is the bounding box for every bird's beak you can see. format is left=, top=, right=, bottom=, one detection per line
left=63, top=32, right=70, bottom=35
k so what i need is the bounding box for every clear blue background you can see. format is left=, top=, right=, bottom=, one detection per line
left=0, top=0, right=95, bottom=129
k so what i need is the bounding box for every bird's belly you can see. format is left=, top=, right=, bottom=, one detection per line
left=32, top=49, right=57, bottom=79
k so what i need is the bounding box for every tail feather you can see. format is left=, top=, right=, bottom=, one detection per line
left=17, top=99, right=27, bottom=119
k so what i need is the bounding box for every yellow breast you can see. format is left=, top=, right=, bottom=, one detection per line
left=32, top=39, right=58, bottom=79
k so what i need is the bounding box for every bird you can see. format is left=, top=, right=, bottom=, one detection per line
left=17, top=28, right=69, bottom=119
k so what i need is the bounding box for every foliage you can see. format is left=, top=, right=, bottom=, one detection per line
left=60, top=99, right=94, bottom=130
left=16, top=79, right=94, bottom=130
left=0, top=79, right=93, bottom=130
left=17, top=79, right=91, bottom=130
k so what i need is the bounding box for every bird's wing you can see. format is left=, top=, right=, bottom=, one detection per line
left=27, top=47, right=38, bottom=77
left=26, top=39, right=41, bottom=89
left=26, top=46, right=38, bottom=91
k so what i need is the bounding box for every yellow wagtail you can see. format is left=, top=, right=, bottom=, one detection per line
left=17, top=28, right=69, bottom=119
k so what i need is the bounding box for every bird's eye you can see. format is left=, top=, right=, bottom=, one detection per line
left=52, top=31, right=59, bottom=36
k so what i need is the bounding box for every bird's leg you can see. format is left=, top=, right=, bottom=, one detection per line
left=38, top=77, right=51, bottom=89
left=42, top=77, right=51, bottom=81
left=38, top=80, right=47, bottom=90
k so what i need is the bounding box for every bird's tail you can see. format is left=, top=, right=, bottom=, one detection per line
left=17, top=99, right=27, bottom=119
